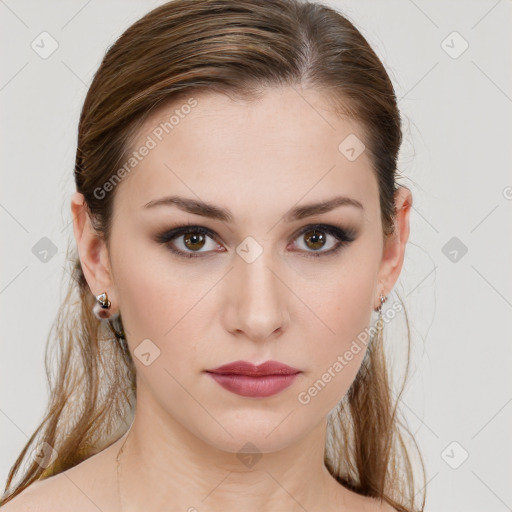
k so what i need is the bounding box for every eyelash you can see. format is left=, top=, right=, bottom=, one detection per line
left=155, top=223, right=357, bottom=260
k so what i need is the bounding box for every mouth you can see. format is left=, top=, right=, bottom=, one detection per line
left=204, top=360, right=302, bottom=398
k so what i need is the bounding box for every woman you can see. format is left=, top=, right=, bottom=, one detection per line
left=1, top=0, right=425, bottom=510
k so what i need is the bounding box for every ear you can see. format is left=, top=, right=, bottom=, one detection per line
left=70, top=191, right=117, bottom=312
left=375, top=185, right=413, bottom=308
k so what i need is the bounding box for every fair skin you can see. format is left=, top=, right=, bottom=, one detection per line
left=4, top=86, right=411, bottom=512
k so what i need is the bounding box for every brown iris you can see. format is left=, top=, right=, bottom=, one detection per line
left=303, top=229, right=326, bottom=251
left=183, top=232, right=206, bottom=251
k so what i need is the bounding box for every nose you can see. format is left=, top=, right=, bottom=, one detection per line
left=223, top=250, right=289, bottom=342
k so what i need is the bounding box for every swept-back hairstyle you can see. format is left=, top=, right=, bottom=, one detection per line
left=1, top=0, right=425, bottom=510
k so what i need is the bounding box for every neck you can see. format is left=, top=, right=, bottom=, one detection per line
left=116, top=383, right=348, bottom=512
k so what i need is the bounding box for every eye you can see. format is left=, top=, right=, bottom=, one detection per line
left=155, top=225, right=222, bottom=259
left=155, top=223, right=356, bottom=259
left=290, top=224, right=357, bottom=258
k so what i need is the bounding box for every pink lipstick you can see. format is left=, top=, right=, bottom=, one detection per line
left=205, top=360, right=301, bottom=398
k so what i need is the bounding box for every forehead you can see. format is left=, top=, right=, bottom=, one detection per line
left=113, top=87, right=378, bottom=223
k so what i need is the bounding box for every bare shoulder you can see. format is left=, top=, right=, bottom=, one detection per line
left=0, top=440, right=121, bottom=512
left=0, top=474, right=67, bottom=512
left=1, top=471, right=111, bottom=512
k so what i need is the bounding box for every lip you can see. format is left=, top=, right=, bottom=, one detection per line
left=205, top=360, right=301, bottom=398
left=207, top=360, right=301, bottom=376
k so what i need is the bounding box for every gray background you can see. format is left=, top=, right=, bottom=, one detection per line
left=1, top=1, right=511, bottom=510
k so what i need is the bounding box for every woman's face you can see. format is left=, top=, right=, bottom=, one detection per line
left=82, top=86, right=408, bottom=454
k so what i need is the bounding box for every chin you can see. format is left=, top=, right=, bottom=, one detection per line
left=190, top=416, right=306, bottom=456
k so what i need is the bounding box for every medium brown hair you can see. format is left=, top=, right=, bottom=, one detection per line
left=1, top=1, right=425, bottom=510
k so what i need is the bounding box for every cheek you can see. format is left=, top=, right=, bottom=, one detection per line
left=300, top=259, right=377, bottom=407
left=112, top=240, right=217, bottom=367
left=312, top=253, right=375, bottom=344
left=113, top=256, right=175, bottom=341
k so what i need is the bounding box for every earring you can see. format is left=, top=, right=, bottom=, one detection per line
left=93, top=291, right=112, bottom=320
left=92, top=291, right=128, bottom=349
left=375, top=293, right=387, bottom=314
left=373, top=293, right=387, bottom=347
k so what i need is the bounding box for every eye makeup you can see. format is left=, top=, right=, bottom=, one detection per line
left=153, top=222, right=358, bottom=260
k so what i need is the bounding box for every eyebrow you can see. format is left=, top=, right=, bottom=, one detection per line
left=143, top=195, right=364, bottom=223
